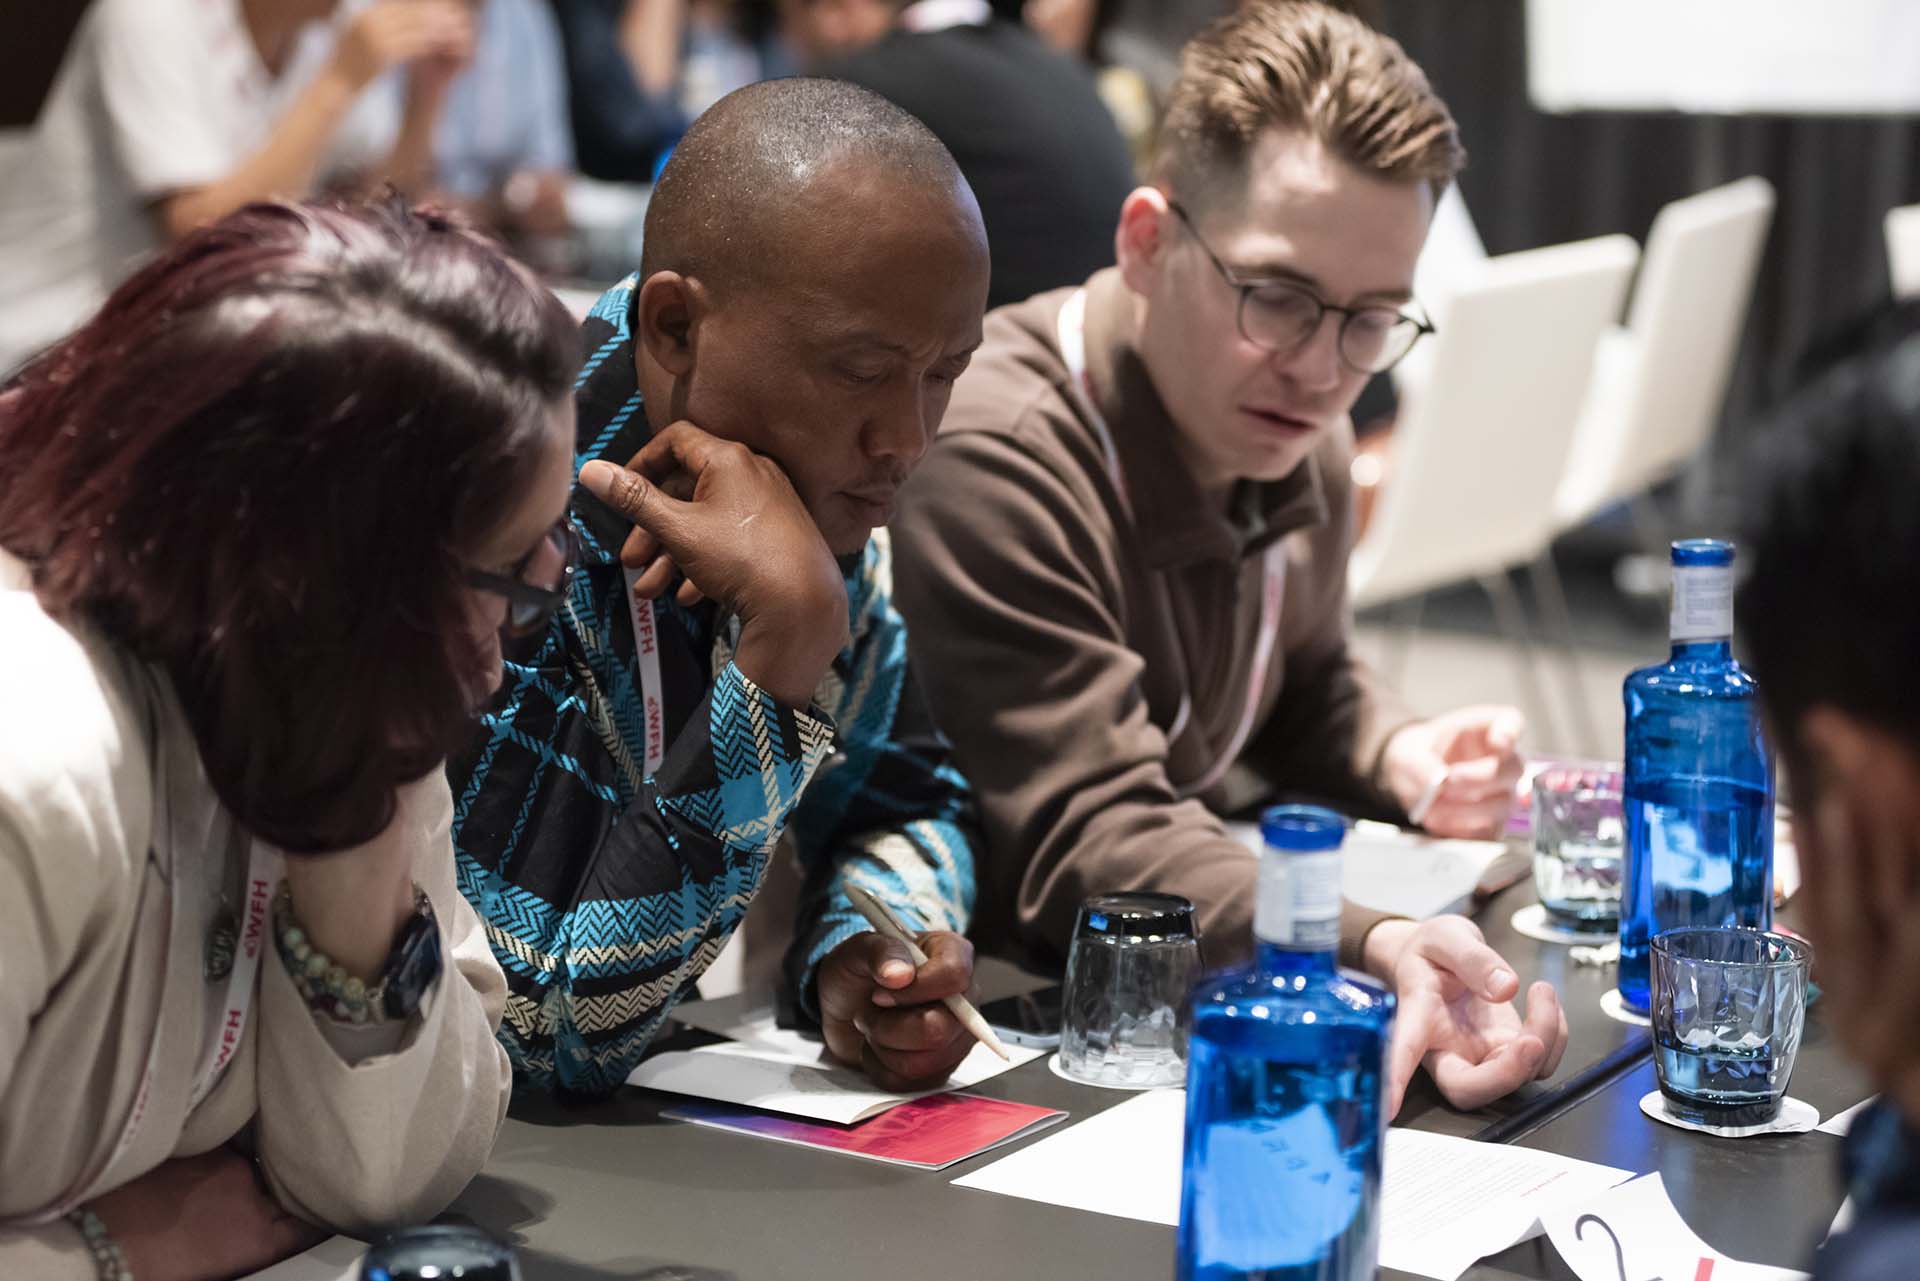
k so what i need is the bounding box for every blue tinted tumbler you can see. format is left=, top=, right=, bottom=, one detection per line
left=1618, top=540, right=1775, bottom=1014
left=1178, top=806, right=1394, bottom=1281
left=1650, top=927, right=1809, bottom=1127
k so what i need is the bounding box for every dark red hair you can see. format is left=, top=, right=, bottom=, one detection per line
left=0, top=198, right=580, bottom=852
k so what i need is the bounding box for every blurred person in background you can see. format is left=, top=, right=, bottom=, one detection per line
left=421, top=0, right=575, bottom=244
left=0, top=197, right=562, bottom=1280
left=550, top=0, right=690, bottom=181
left=0, top=0, right=474, bottom=374
left=309, top=0, right=577, bottom=252
left=817, top=0, right=1137, bottom=308
left=1018, top=0, right=1157, bottom=170
left=778, top=0, right=896, bottom=65
left=1737, top=302, right=1920, bottom=1281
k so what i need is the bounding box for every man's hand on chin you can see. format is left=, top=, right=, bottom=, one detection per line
left=1363, top=916, right=1569, bottom=1117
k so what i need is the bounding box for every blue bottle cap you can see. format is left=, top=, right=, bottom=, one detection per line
left=1670, top=538, right=1735, bottom=568
left=360, top=1226, right=519, bottom=1281
left=1258, top=804, right=1347, bottom=852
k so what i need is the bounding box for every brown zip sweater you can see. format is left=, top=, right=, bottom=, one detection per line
left=892, top=268, right=1418, bottom=973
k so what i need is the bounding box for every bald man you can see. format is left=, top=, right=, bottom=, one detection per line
left=447, top=78, right=992, bottom=1095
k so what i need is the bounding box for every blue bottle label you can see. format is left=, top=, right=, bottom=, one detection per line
left=1256, top=849, right=1342, bottom=948
left=1670, top=564, right=1733, bottom=641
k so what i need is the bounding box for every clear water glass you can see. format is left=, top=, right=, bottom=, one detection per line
left=1650, top=927, right=1810, bottom=1126
left=1531, top=764, right=1625, bottom=929
left=1059, top=893, right=1201, bottom=1088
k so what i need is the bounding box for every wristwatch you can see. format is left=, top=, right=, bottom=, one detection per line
left=377, top=888, right=443, bottom=1021
left=273, top=883, right=443, bottom=1024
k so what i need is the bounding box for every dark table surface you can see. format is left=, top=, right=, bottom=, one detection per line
left=439, top=879, right=1872, bottom=1281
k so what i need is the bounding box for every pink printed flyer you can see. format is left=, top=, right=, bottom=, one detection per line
left=664, top=1092, right=1067, bottom=1169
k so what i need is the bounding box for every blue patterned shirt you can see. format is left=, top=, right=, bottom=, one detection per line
left=447, top=276, right=979, bottom=1094
left=1816, top=1100, right=1920, bottom=1281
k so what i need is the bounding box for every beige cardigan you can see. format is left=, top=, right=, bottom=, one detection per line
left=0, top=553, right=513, bottom=1279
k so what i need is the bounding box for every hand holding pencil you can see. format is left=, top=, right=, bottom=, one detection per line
left=844, top=885, right=1010, bottom=1062
left=815, top=888, right=1001, bottom=1092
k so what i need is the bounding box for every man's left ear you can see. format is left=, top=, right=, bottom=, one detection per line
left=1115, top=186, right=1174, bottom=297
left=635, top=270, right=711, bottom=381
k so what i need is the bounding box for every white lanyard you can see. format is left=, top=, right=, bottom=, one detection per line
left=36, top=701, right=283, bottom=1221
left=185, top=840, right=281, bottom=1112
left=623, top=568, right=667, bottom=776
left=1056, top=288, right=1288, bottom=800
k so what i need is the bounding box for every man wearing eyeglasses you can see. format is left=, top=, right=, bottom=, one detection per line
left=891, top=0, right=1567, bottom=1115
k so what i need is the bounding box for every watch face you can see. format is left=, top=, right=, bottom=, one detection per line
left=382, top=899, right=443, bottom=1020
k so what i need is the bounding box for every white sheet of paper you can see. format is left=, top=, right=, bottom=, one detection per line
left=668, top=991, right=842, bottom=1061
left=634, top=997, right=1041, bottom=1123
left=239, top=1235, right=364, bottom=1280
left=1818, top=1095, right=1878, bottom=1136
left=952, top=1086, right=1187, bottom=1224
left=1540, top=1173, right=1809, bottom=1281
left=951, top=1088, right=1632, bottom=1280
left=1228, top=820, right=1510, bottom=919
left=1377, top=1130, right=1633, bottom=1280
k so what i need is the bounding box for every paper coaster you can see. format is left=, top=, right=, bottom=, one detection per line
left=1639, top=1090, right=1819, bottom=1138
left=1598, top=988, right=1651, bottom=1027
left=1046, top=1051, right=1184, bottom=1092
left=1510, top=903, right=1617, bottom=946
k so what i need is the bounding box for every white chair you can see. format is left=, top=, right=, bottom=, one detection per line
left=1350, top=234, right=1638, bottom=751
left=1527, top=178, right=1772, bottom=752
left=1391, top=184, right=1490, bottom=402
left=1552, top=176, right=1776, bottom=534
left=1886, top=202, right=1920, bottom=299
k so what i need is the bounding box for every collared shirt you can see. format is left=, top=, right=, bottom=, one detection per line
left=891, top=268, right=1414, bottom=972
left=1817, top=1101, right=1920, bottom=1281
left=447, top=277, right=979, bottom=1095
left=432, top=0, right=573, bottom=198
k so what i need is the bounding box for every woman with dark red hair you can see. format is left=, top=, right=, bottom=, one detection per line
left=0, top=197, right=578, bottom=1280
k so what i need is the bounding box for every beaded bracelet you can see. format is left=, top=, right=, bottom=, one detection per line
left=67, top=1208, right=134, bottom=1281
left=271, top=881, right=427, bottom=1024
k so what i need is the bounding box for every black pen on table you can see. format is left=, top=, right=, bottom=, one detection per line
left=842, top=882, right=1012, bottom=1062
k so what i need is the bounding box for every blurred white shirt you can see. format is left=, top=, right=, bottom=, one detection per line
left=0, top=0, right=285, bottom=374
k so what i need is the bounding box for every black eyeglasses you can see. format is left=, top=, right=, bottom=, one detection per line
left=465, top=518, right=576, bottom=637
left=1166, top=200, right=1434, bottom=375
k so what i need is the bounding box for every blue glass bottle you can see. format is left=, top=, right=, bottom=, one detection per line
left=1617, top=539, right=1774, bottom=1014
left=1178, top=806, right=1393, bottom=1281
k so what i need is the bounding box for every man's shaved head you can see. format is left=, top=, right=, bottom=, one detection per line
left=628, top=76, right=990, bottom=557
left=641, top=77, right=973, bottom=294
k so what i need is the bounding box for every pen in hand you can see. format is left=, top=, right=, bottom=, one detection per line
left=842, top=883, right=1012, bottom=1062
left=1407, top=766, right=1450, bottom=828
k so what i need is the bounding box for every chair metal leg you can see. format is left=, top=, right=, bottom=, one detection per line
left=1529, top=552, right=1606, bottom=759
left=1479, top=570, right=1565, bottom=754
left=1382, top=591, right=1426, bottom=693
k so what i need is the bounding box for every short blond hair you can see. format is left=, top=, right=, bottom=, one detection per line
left=1153, top=1, right=1464, bottom=205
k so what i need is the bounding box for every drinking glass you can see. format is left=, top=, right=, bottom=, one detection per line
left=1531, top=764, right=1625, bottom=929
left=1650, top=927, right=1811, bottom=1126
left=1058, top=893, right=1201, bottom=1088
